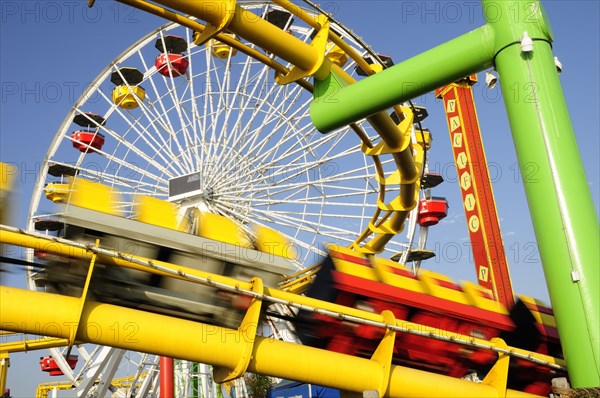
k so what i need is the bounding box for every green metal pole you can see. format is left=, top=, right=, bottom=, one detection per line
left=192, top=362, right=199, bottom=398
left=310, top=0, right=599, bottom=387
left=310, top=25, right=495, bottom=133
left=483, top=0, right=599, bottom=387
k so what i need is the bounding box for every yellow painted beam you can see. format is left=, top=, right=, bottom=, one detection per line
left=114, top=0, right=416, bottom=254
left=116, top=0, right=315, bottom=93
left=0, top=352, right=8, bottom=394
left=0, top=286, right=541, bottom=397
left=0, top=228, right=254, bottom=291
left=0, top=227, right=565, bottom=370
left=271, top=0, right=375, bottom=76
left=146, top=0, right=324, bottom=75
left=326, top=65, right=421, bottom=253
left=35, top=381, right=74, bottom=398
left=0, top=338, right=69, bottom=353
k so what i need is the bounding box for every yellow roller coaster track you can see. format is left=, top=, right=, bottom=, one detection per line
left=0, top=2, right=573, bottom=396
left=0, top=225, right=564, bottom=397
left=33, top=374, right=142, bottom=398
left=113, top=0, right=423, bottom=256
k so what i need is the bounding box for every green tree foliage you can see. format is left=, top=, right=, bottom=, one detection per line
left=244, top=373, right=274, bottom=398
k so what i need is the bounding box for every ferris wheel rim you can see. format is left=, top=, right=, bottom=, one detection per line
left=25, top=2, right=423, bottom=394
left=27, top=19, right=413, bottom=264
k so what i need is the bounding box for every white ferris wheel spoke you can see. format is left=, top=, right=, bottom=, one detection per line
left=28, top=5, right=424, bottom=394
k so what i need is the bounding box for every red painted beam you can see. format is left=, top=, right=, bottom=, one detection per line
left=435, top=78, right=515, bottom=309
left=160, top=356, right=174, bottom=398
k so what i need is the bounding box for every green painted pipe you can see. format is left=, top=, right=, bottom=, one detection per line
left=483, top=0, right=600, bottom=387
left=192, top=362, right=199, bottom=398
left=310, top=24, right=494, bottom=133
left=310, top=0, right=599, bottom=387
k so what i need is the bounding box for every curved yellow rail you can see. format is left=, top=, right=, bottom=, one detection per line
left=113, top=0, right=423, bottom=256
left=1, top=224, right=561, bottom=396
left=0, top=227, right=565, bottom=372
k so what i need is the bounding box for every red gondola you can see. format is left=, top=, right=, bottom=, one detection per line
left=39, top=355, right=78, bottom=376
left=155, top=35, right=189, bottom=77
left=71, top=131, right=105, bottom=153
left=155, top=52, right=189, bottom=77
left=417, top=197, right=448, bottom=226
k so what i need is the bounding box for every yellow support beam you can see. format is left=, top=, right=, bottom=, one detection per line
left=131, top=0, right=326, bottom=77
left=67, top=239, right=100, bottom=354
left=0, top=352, right=9, bottom=394
left=34, top=374, right=141, bottom=398
left=0, top=226, right=565, bottom=395
left=35, top=381, right=74, bottom=398
left=113, top=0, right=421, bottom=254
left=0, top=227, right=254, bottom=291
left=116, top=0, right=314, bottom=92
left=271, top=0, right=375, bottom=76
left=0, top=338, right=69, bottom=353
left=0, top=286, right=540, bottom=397
left=0, top=226, right=565, bottom=370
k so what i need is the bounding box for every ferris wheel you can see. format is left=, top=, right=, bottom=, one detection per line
left=25, top=2, right=429, bottom=395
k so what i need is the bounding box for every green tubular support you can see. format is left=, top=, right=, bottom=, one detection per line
left=484, top=0, right=599, bottom=387
left=310, top=24, right=494, bottom=133
left=310, top=0, right=599, bottom=387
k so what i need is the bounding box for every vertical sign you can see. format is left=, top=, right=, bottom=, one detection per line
left=435, top=79, right=515, bottom=309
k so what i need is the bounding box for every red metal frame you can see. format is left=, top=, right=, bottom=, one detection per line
left=160, top=356, right=174, bottom=397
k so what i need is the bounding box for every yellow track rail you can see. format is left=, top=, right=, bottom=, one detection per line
left=0, top=337, right=69, bottom=353
left=0, top=333, right=148, bottom=396
left=34, top=374, right=141, bottom=398
left=0, top=226, right=564, bottom=397
left=35, top=381, right=75, bottom=398
left=111, top=0, right=422, bottom=255
left=2, top=284, right=542, bottom=398
left=0, top=352, right=8, bottom=394
left=0, top=3, right=565, bottom=396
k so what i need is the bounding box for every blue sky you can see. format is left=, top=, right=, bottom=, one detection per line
left=1, top=1, right=598, bottom=395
